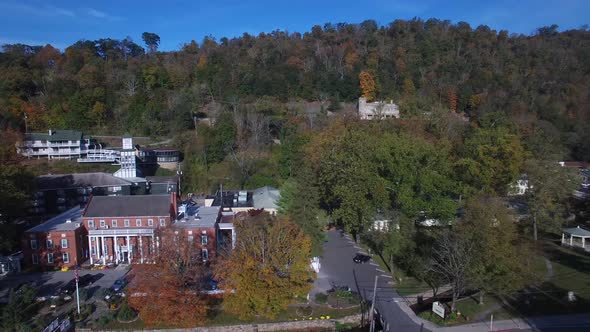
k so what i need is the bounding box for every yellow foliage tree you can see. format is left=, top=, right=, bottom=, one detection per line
left=359, top=70, right=376, bottom=101
left=215, top=211, right=314, bottom=319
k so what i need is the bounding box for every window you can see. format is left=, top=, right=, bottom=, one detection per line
left=188, top=235, right=194, bottom=242
left=159, top=219, right=166, bottom=227
left=47, top=253, right=54, bottom=264
left=63, top=253, right=70, bottom=264
left=201, top=249, right=209, bottom=261
left=61, top=239, right=68, bottom=249
left=124, top=219, right=130, bottom=227
left=100, top=220, right=105, bottom=228
left=30, top=240, right=38, bottom=250
left=136, top=219, right=142, bottom=227
left=147, top=219, right=153, bottom=227
left=32, top=254, right=39, bottom=265
left=201, top=235, right=208, bottom=245
left=88, top=220, right=95, bottom=228
left=112, top=219, right=118, bottom=227
left=46, top=239, right=53, bottom=249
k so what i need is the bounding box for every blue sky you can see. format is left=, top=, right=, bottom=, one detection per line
left=0, top=0, right=588, bottom=51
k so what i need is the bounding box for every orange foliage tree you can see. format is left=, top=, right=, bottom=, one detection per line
left=447, top=88, right=458, bottom=113
left=127, top=227, right=208, bottom=327
left=215, top=212, right=314, bottom=319
left=359, top=70, right=376, bottom=101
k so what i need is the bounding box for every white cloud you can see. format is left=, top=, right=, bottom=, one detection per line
left=86, top=8, right=107, bottom=18
left=0, top=3, right=76, bottom=18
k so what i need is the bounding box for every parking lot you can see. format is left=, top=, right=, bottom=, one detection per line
left=0, top=267, right=129, bottom=301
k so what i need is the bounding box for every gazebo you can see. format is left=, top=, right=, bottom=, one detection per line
left=562, top=226, right=590, bottom=252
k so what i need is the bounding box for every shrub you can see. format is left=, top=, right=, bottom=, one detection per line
left=315, top=293, right=328, bottom=304
left=117, top=301, right=137, bottom=321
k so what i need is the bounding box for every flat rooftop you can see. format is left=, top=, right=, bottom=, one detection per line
left=27, top=207, right=84, bottom=233
left=84, top=195, right=172, bottom=218
left=36, top=172, right=133, bottom=191
left=175, top=206, right=220, bottom=228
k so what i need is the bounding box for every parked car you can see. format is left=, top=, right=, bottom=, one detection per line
left=353, top=253, right=371, bottom=264
left=327, top=285, right=351, bottom=293
left=111, top=278, right=127, bottom=293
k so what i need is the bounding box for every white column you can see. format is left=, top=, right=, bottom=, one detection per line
left=570, top=235, right=574, bottom=246
left=102, top=236, right=106, bottom=265
left=96, top=236, right=101, bottom=263
left=127, top=236, right=132, bottom=263
left=139, top=236, right=144, bottom=263
left=114, top=236, right=119, bottom=264
left=151, top=235, right=155, bottom=261
left=562, top=233, right=565, bottom=244
left=583, top=237, right=586, bottom=249
left=89, top=236, right=93, bottom=265
left=232, top=228, right=236, bottom=249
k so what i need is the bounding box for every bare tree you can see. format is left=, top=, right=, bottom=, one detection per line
left=431, top=231, right=474, bottom=312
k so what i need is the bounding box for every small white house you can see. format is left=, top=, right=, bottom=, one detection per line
left=358, top=97, right=400, bottom=120
left=508, top=175, right=529, bottom=196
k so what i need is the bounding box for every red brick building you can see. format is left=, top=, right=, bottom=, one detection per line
left=82, top=194, right=177, bottom=265
left=21, top=207, right=88, bottom=269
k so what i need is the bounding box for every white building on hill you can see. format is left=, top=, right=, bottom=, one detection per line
left=358, top=97, right=400, bottom=120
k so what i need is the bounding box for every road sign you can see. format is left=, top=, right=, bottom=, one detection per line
left=432, top=301, right=445, bottom=319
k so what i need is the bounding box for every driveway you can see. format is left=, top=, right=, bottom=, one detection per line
left=0, top=267, right=129, bottom=301
left=315, top=229, right=431, bottom=331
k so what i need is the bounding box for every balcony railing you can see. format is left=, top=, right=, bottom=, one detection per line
left=88, top=228, right=155, bottom=236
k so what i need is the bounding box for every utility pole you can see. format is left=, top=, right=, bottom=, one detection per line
left=369, top=275, right=379, bottom=332
left=75, top=265, right=80, bottom=315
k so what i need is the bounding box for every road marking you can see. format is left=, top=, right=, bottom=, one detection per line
left=376, top=268, right=385, bottom=273
left=370, top=262, right=379, bottom=266
left=381, top=274, right=393, bottom=278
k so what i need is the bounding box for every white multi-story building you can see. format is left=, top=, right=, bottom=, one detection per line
left=358, top=97, right=400, bottom=120
left=17, top=129, right=94, bottom=160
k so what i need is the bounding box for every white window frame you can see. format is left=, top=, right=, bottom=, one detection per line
left=100, top=220, right=105, bottom=228
left=32, top=254, right=39, bottom=265
left=31, top=239, right=38, bottom=250
left=147, top=219, right=153, bottom=227
left=124, top=219, right=130, bottom=227
left=61, top=239, right=68, bottom=249
left=201, top=235, right=208, bottom=245
left=112, top=219, right=118, bottom=227
left=46, top=239, right=53, bottom=249
left=136, top=219, right=142, bottom=227
left=188, top=235, right=194, bottom=242
left=159, top=218, right=166, bottom=226
left=62, top=252, right=70, bottom=264
left=47, top=253, right=54, bottom=264
left=201, top=249, right=209, bottom=261
left=88, top=220, right=95, bottom=228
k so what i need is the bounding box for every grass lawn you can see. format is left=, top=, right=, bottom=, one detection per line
left=417, top=295, right=509, bottom=326
left=209, top=305, right=361, bottom=326
left=393, top=272, right=432, bottom=296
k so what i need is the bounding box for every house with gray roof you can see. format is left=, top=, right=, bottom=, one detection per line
left=17, top=129, right=94, bottom=160
left=358, top=97, right=400, bottom=120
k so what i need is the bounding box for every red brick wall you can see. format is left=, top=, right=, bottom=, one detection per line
left=21, top=227, right=87, bottom=269
left=182, top=227, right=217, bottom=260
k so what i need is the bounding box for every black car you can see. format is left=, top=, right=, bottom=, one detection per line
left=353, top=253, right=371, bottom=264
left=327, top=285, right=351, bottom=293
left=111, top=278, right=128, bottom=293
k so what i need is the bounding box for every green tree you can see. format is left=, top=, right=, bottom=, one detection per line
left=141, top=32, right=160, bottom=53
left=458, top=196, right=530, bottom=305
left=524, top=160, right=579, bottom=241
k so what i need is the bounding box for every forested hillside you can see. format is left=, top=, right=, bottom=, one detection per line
left=1, top=19, right=589, bottom=160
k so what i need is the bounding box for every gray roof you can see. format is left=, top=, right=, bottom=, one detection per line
left=84, top=195, right=172, bottom=218
left=37, top=172, right=134, bottom=191
left=27, top=207, right=84, bottom=233
left=25, top=130, right=84, bottom=142
left=252, top=186, right=280, bottom=210
left=175, top=206, right=220, bottom=228
left=563, top=226, right=590, bottom=238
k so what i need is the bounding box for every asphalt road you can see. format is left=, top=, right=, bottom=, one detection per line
left=0, top=267, right=128, bottom=301
left=316, top=229, right=430, bottom=332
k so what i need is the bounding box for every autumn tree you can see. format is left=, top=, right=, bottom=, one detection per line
left=359, top=70, right=376, bottom=101
left=127, top=227, right=208, bottom=327
left=215, top=212, right=314, bottom=319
